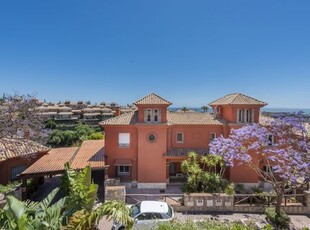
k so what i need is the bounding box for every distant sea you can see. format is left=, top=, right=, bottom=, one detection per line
left=170, top=107, right=310, bottom=115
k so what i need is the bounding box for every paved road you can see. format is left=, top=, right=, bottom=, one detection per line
left=98, top=212, right=310, bottom=230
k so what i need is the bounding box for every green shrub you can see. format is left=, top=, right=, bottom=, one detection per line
left=0, top=181, right=21, bottom=194
left=26, top=178, right=37, bottom=197
left=234, top=184, right=245, bottom=194
left=157, top=219, right=258, bottom=230
left=157, top=219, right=199, bottom=230
left=261, top=224, right=274, bottom=230
left=265, top=207, right=290, bottom=229
left=225, top=183, right=235, bottom=195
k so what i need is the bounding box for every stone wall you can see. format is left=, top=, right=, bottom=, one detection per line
left=104, top=178, right=120, bottom=187
left=105, top=186, right=126, bottom=202
left=173, top=191, right=310, bottom=215
left=181, top=193, right=234, bottom=212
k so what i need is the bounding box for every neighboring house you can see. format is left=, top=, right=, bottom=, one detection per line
left=0, top=138, right=49, bottom=185
left=35, top=100, right=135, bottom=127
left=100, top=93, right=267, bottom=189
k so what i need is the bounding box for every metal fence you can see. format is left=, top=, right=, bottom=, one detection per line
left=234, top=194, right=305, bottom=207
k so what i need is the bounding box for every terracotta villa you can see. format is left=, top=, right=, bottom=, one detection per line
left=100, top=93, right=267, bottom=189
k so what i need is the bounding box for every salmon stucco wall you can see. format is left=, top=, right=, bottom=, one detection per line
left=104, top=126, right=138, bottom=181
left=136, top=125, right=168, bottom=183
left=169, top=125, right=224, bottom=149
left=0, top=153, right=46, bottom=185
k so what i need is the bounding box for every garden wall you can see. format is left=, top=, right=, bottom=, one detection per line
left=173, top=190, right=310, bottom=215
left=105, top=185, right=126, bottom=202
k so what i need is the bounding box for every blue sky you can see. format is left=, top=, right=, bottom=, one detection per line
left=0, top=0, right=309, bottom=108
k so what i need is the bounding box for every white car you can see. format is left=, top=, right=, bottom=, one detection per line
left=112, top=201, right=174, bottom=230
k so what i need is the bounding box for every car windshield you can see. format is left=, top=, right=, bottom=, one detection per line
left=167, top=205, right=173, bottom=218
left=130, top=203, right=141, bottom=217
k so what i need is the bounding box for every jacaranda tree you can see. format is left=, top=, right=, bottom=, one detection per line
left=210, top=113, right=310, bottom=218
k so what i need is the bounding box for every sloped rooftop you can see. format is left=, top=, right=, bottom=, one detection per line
left=134, top=93, right=172, bottom=106
left=100, top=110, right=224, bottom=126
left=209, top=93, right=267, bottom=106
left=0, top=138, right=49, bottom=161
left=167, top=112, right=225, bottom=125
left=21, top=140, right=105, bottom=176
left=21, top=147, right=78, bottom=175
left=99, top=111, right=138, bottom=125
left=70, top=140, right=105, bottom=170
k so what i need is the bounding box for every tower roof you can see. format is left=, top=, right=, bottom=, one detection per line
left=134, top=93, right=172, bottom=106
left=209, top=93, right=267, bottom=106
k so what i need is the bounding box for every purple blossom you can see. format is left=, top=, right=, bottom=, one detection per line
left=209, top=114, right=310, bottom=185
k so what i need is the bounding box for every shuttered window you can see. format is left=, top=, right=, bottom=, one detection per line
left=118, top=133, right=130, bottom=147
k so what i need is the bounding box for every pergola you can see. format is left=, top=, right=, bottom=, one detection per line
left=20, top=140, right=108, bottom=201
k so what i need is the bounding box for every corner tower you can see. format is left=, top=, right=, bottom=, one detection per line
left=209, top=93, right=267, bottom=124
left=134, top=93, right=172, bottom=123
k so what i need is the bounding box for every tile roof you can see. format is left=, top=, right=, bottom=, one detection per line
left=21, top=147, right=78, bottom=175
left=134, top=93, right=172, bottom=106
left=209, top=93, right=267, bottom=106
left=101, top=111, right=225, bottom=126
left=164, top=148, right=209, bottom=157
left=167, top=112, right=225, bottom=125
left=0, top=138, right=49, bottom=161
left=99, top=111, right=137, bottom=126
left=70, top=140, right=105, bottom=170
left=21, top=140, right=106, bottom=176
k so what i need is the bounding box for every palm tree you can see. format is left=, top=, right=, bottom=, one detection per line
left=201, top=106, right=209, bottom=113
left=180, top=107, right=189, bottom=113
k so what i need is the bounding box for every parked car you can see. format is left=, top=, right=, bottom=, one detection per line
left=112, top=201, right=174, bottom=230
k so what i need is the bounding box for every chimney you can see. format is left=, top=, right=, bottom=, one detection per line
left=115, top=106, right=121, bottom=116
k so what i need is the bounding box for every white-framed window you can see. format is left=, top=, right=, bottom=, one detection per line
left=146, top=109, right=152, bottom=122
left=176, top=132, right=184, bottom=143
left=118, top=165, right=130, bottom=174
left=237, top=109, right=253, bottom=123
left=238, top=109, right=244, bottom=123
left=245, top=109, right=253, bottom=123
left=144, top=109, right=161, bottom=123
left=118, top=133, right=130, bottom=147
left=210, top=133, right=216, bottom=141
left=267, top=134, right=274, bottom=146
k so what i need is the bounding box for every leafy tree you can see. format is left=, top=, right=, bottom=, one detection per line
left=47, top=123, right=103, bottom=147
left=0, top=94, right=48, bottom=159
left=0, top=164, right=133, bottom=230
left=0, top=188, right=66, bottom=230
left=201, top=106, right=209, bottom=113
left=210, top=113, right=310, bottom=222
left=63, top=163, right=133, bottom=229
left=44, top=119, right=57, bottom=130
left=87, top=132, right=104, bottom=140
left=181, top=152, right=230, bottom=193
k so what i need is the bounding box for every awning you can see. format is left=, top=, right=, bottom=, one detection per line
left=114, top=159, right=132, bottom=166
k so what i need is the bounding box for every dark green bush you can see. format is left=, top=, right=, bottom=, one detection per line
left=234, top=184, right=245, bottom=194
left=265, top=207, right=290, bottom=229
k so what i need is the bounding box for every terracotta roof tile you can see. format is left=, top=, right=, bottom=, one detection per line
left=21, top=147, right=78, bottom=175
left=167, top=112, right=225, bottom=125
left=209, top=93, right=267, bottom=106
left=134, top=93, right=172, bottom=105
left=0, top=138, right=49, bottom=161
left=99, top=111, right=137, bottom=126
left=70, top=140, right=105, bottom=170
